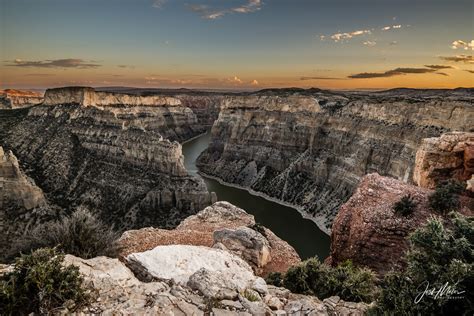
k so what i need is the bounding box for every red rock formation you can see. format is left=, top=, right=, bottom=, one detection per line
left=413, top=132, right=474, bottom=191
left=327, top=173, right=473, bottom=275
left=118, top=201, right=301, bottom=276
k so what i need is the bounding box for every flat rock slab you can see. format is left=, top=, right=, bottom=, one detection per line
left=126, top=245, right=255, bottom=287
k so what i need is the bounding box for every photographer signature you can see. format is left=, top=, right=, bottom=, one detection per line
left=415, top=281, right=465, bottom=304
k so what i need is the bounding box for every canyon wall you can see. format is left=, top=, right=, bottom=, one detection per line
left=1, top=87, right=215, bottom=235
left=197, top=90, right=474, bottom=233
left=0, top=89, right=43, bottom=109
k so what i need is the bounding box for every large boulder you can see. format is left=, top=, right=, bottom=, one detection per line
left=125, top=245, right=257, bottom=298
left=414, top=132, right=474, bottom=190
left=213, top=226, right=271, bottom=273
left=118, top=201, right=301, bottom=276
left=327, top=173, right=473, bottom=275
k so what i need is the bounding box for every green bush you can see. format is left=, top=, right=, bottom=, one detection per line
left=0, top=248, right=89, bottom=315
left=369, top=213, right=474, bottom=315
left=265, top=272, right=283, bottom=287
left=10, top=208, right=121, bottom=260
left=282, top=258, right=377, bottom=303
left=428, top=180, right=465, bottom=214
left=393, top=194, right=417, bottom=216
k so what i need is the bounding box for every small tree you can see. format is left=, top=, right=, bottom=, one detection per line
left=393, top=194, right=417, bottom=216
left=428, top=180, right=465, bottom=214
left=0, top=248, right=90, bottom=315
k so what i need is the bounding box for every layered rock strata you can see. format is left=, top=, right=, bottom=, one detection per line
left=0, top=89, right=43, bottom=109
left=197, top=90, right=474, bottom=232
left=1, top=87, right=215, bottom=234
left=327, top=173, right=474, bottom=275
left=414, top=132, right=474, bottom=190
left=118, top=201, right=301, bottom=276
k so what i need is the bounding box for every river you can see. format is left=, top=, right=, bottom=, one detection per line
left=182, top=132, right=330, bottom=260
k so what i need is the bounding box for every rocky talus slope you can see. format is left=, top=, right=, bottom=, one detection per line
left=197, top=89, right=474, bottom=233
left=327, top=172, right=473, bottom=275
left=0, top=87, right=215, bottom=237
left=118, top=201, right=302, bottom=276
left=60, top=245, right=369, bottom=315
left=0, top=89, right=43, bottom=109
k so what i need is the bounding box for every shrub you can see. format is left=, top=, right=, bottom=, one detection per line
left=0, top=248, right=89, bottom=315
left=248, top=223, right=267, bottom=238
left=282, top=258, right=377, bottom=302
left=393, top=194, right=417, bottom=216
left=265, top=272, right=283, bottom=287
left=428, top=180, right=465, bottom=214
left=369, top=213, right=474, bottom=315
left=10, top=208, right=121, bottom=260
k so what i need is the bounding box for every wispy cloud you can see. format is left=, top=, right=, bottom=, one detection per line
left=321, top=23, right=405, bottom=43
left=6, top=58, right=101, bottom=69
left=363, top=40, right=377, bottom=47
left=348, top=66, right=451, bottom=79
left=25, top=73, right=56, bottom=77
left=439, top=54, right=474, bottom=63
left=465, top=70, right=474, bottom=74
left=451, top=40, right=473, bottom=50
left=187, top=0, right=263, bottom=20
left=117, top=64, right=135, bottom=69
left=251, top=79, right=259, bottom=85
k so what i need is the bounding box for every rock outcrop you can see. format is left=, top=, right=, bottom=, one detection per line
left=327, top=173, right=474, bottom=275
left=0, top=89, right=43, bottom=109
left=414, top=132, right=474, bottom=190
left=118, top=201, right=301, bottom=276
left=0, top=87, right=215, bottom=236
left=0, top=147, right=53, bottom=258
left=197, top=89, right=474, bottom=233
left=62, top=248, right=369, bottom=315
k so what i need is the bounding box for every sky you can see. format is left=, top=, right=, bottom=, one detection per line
left=1, top=0, right=473, bottom=90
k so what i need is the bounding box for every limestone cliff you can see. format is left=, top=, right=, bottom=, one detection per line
left=0, top=89, right=43, bottom=109
left=197, top=89, right=474, bottom=233
left=1, top=87, right=215, bottom=235
left=413, top=132, right=474, bottom=190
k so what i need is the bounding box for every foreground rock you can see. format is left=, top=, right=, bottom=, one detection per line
left=118, top=201, right=301, bottom=276
left=197, top=89, right=474, bottom=233
left=63, top=249, right=369, bottom=315
left=327, top=173, right=474, bottom=275
left=414, top=132, right=474, bottom=190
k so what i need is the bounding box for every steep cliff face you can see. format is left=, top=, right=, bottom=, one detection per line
left=0, top=89, right=43, bottom=109
left=197, top=90, right=474, bottom=233
left=413, top=132, right=474, bottom=189
left=1, top=87, right=215, bottom=233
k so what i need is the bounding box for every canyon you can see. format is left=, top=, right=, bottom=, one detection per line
left=197, top=88, right=473, bottom=233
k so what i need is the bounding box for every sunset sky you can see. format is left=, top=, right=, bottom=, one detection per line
left=1, top=0, right=473, bottom=90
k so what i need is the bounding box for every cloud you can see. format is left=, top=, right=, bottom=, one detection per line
left=465, top=70, right=474, bottom=74
left=424, top=65, right=453, bottom=70
left=300, top=76, right=345, bottom=80
left=117, top=64, right=135, bottom=69
left=24, top=73, right=56, bottom=77
left=229, top=76, right=243, bottom=84
left=152, top=0, right=166, bottom=9
left=439, top=54, right=474, bottom=64
left=188, top=0, right=263, bottom=20
left=389, top=41, right=398, bottom=46
left=251, top=79, right=259, bottom=85
left=329, top=29, right=371, bottom=42
left=363, top=40, right=377, bottom=47
left=451, top=40, right=474, bottom=50
left=348, top=66, right=448, bottom=79
left=381, top=25, right=402, bottom=31
left=6, top=58, right=101, bottom=69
